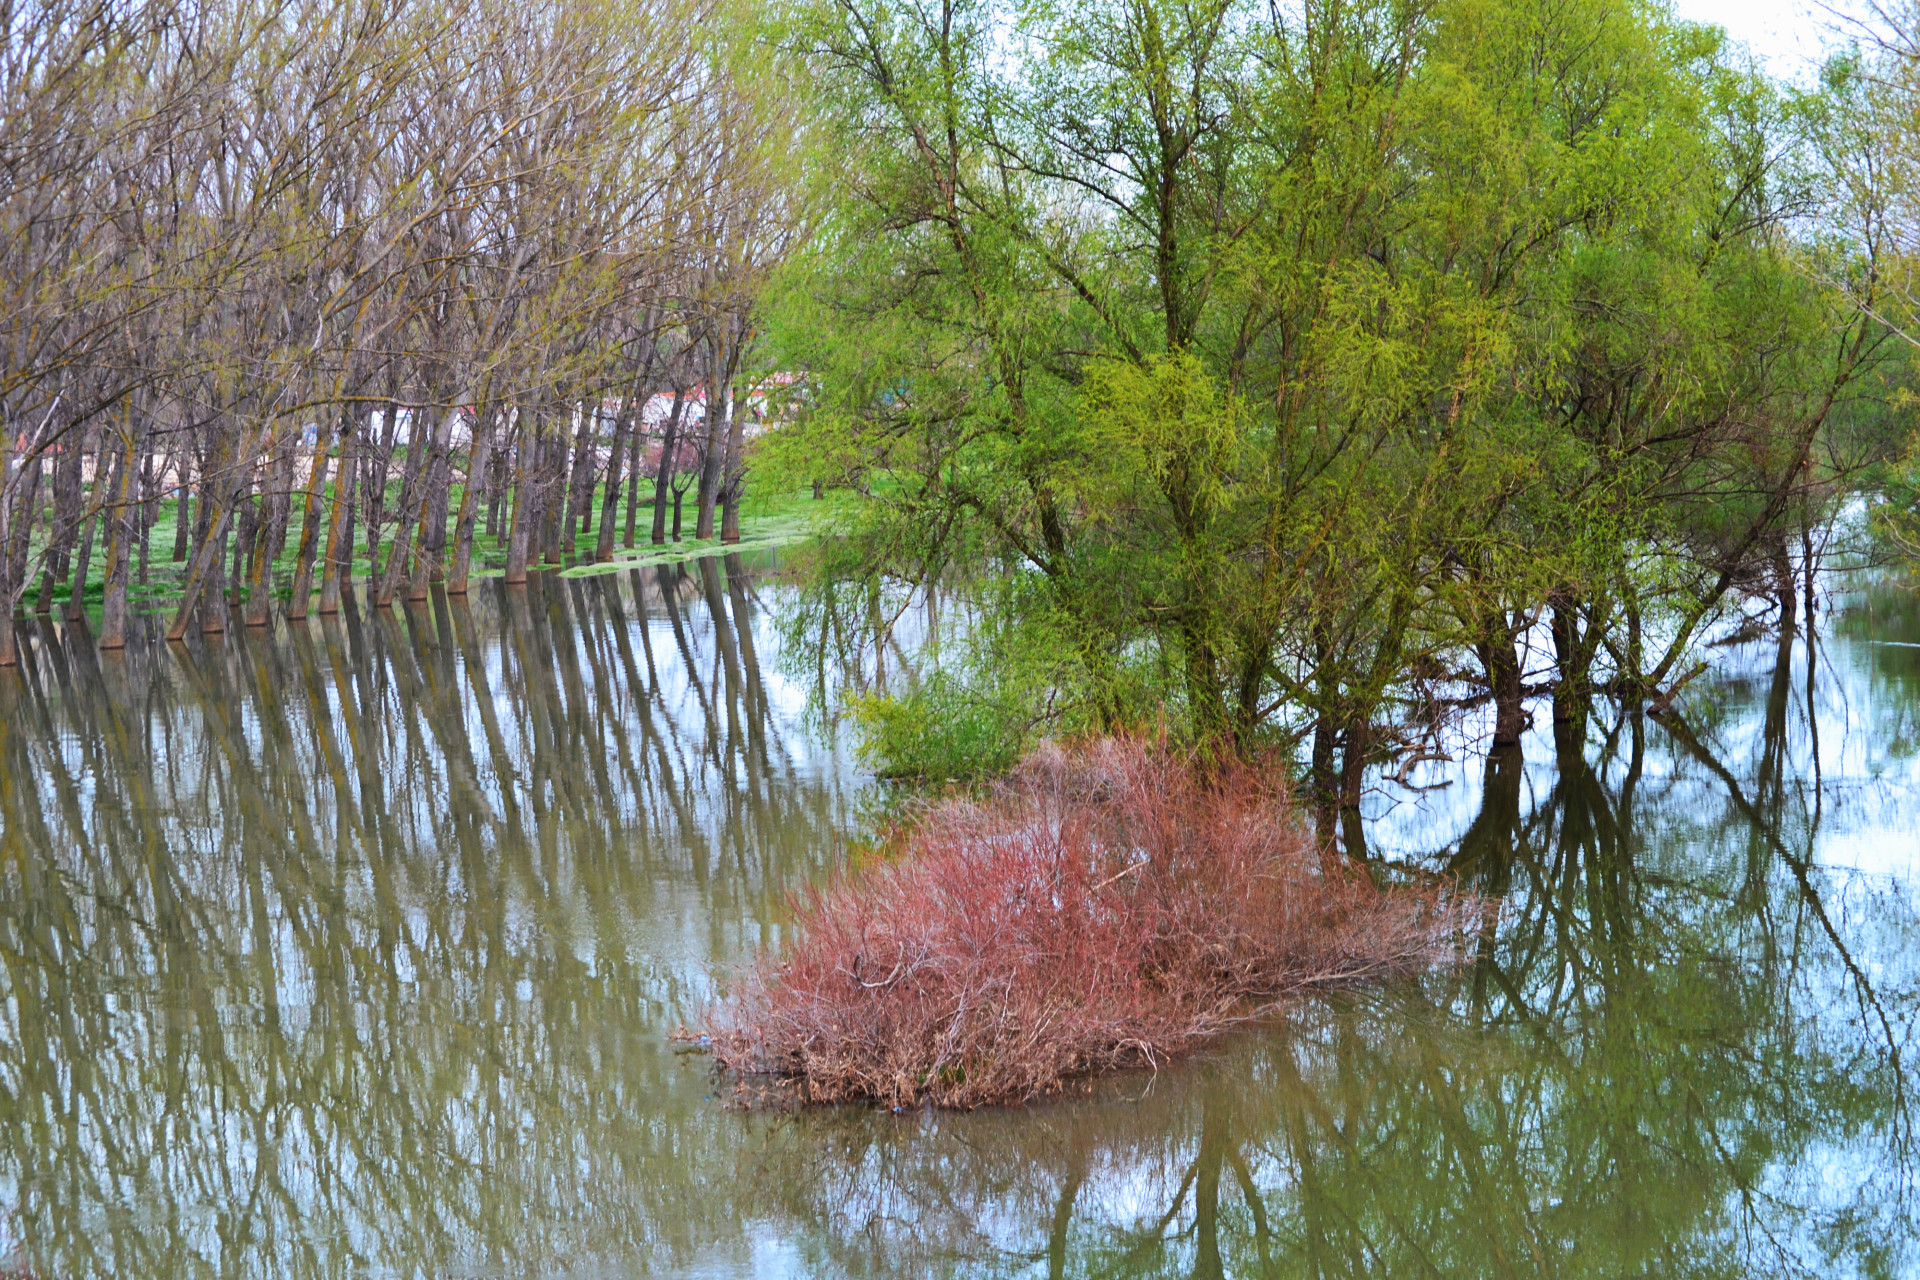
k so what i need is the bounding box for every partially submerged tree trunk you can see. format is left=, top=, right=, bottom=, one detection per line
left=363, top=395, right=402, bottom=587
left=376, top=407, right=437, bottom=606
left=624, top=406, right=645, bottom=548
left=1772, top=535, right=1797, bottom=633
left=231, top=460, right=260, bottom=606
left=1337, top=714, right=1370, bottom=858
left=505, top=412, right=535, bottom=584
left=244, top=431, right=297, bottom=626
left=541, top=425, right=569, bottom=565
left=38, top=437, right=82, bottom=613
left=422, top=415, right=455, bottom=589
left=99, top=424, right=141, bottom=648
left=136, top=442, right=156, bottom=586
left=64, top=471, right=99, bottom=625
left=1476, top=610, right=1526, bottom=748
left=318, top=423, right=359, bottom=615
left=167, top=422, right=263, bottom=641
left=171, top=447, right=192, bottom=562
left=719, top=374, right=748, bottom=545
left=449, top=407, right=496, bottom=594
left=1309, top=712, right=1337, bottom=845
left=696, top=338, right=733, bottom=540
left=286, top=424, right=335, bottom=620
left=596, top=398, right=633, bottom=563
left=650, top=387, right=687, bottom=546
left=564, top=402, right=597, bottom=555
left=405, top=408, right=456, bottom=601
left=0, top=434, right=45, bottom=668
left=1549, top=587, right=1603, bottom=733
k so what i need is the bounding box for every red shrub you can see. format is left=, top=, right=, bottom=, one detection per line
left=707, top=736, right=1481, bottom=1108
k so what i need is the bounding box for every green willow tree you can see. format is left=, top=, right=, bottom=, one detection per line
left=762, top=0, right=1887, bottom=807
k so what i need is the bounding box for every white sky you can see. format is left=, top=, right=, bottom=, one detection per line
left=1671, top=0, right=1868, bottom=83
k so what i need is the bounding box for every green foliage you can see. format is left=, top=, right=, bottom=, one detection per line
left=848, top=673, right=1027, bottom=781
left=1874, top=432, right=1920, bottom=558
left=761, top=0, right=1901, bottom=781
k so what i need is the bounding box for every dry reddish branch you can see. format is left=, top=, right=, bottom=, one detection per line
left=707, top=737, right=1484, bottom=1109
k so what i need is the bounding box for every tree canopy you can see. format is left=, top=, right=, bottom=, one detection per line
left=758, top=0, right=1909, bottom=810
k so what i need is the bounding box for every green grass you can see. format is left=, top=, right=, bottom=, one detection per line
left=22, top=478, right=840, bottom=625
left=555, top=487, right=836, bottom=578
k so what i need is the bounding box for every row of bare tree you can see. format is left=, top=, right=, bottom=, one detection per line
left=0, top=0, right=796, bottom=664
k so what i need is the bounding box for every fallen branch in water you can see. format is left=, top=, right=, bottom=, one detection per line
left=706, top=735, right=1485, bottom=1109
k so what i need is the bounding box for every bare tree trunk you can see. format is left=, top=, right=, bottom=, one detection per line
left=65, top=472, right=100, bottom=624
left=286, top=424, right=335, bottom=620
left=136, top=437, right=156, bottom=585
left=541, top=426, right=568, bottom=565
left=561, top=405, right=595, bottom=559
left=38, top=436, right=82, bottom=613
left=318, top=422, right=359, bottom=615
left=623, top=402, right=645, bottom=548
left=406, top=408, right=456, bottom=600
left=485, top=433, right=506, bottom=539
left=231, top=455, right=260, bottom=605
left=1772, top=535, right=1797, bottom=631
left=569, top=402, right=597, bottom=544
left=363, top=396, right=401, bottom=584
left=169, top=489, right=238, bottom=641
left=182, top=436, right=216, bottom=632
left=505, top=411, right=535, bottom=584
left=1549, top=588, right=1598, bottom=731
left=695, top=344, right=730, bottom=540
left=1333, top=712, right=1371, bottom=858
left=672, top=470, right=692, bottom=541
left=377, top=408, right=436, bottom=606
left=719, top=373, right=748, bottom=544
left=0, top=560, right=14, bottom=673
left=99, top=425, right=140, bottom=648
left=449, top=408, right=496, bottom=594
left=22, top=451, right=49, bottom=581
left=245, top=432, right=297, bottom=625
left=0, top=443, right=44, bottom=667
left=596, top=400, right=632, bottom=563
left=422, top=433, right=452, bottom=586
left=168, top=423, right=261, bottom=640
left=171, top=445, right=191, bottom=561
left=650, top=388, right=687, bottom=545
left=1309, top=713, right=1337, bottom=845
left=201, top=504, right=231, bottom=635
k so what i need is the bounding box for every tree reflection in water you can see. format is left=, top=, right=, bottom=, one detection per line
left=0, top=565, right=1916, bottom=1278
left=757, top=582, right=1919, bottom=1280
left=0, top=559, right=850, bottom=1277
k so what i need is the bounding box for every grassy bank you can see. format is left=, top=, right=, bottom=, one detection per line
left=23, top=479, right=835, bottom=625
left=554, top=490, right=828, bottom=578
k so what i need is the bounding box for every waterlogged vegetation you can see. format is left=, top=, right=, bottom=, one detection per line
left=702, top=0, right=1920, bottom=1116
left=709, top=737, right=1479, bottom=1108
left=0, top=0, right=797, bottom=661
left=5, top=0, right=1920, bottom=1273
left=15, top=480, right=832, bottom=629
left=762, top=0, right=1918, bottom=808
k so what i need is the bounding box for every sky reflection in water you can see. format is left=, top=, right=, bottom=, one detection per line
left=0, top=559, right=1914, bottom=1278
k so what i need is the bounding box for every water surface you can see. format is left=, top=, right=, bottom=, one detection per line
left=0, top=560, right=1914, bottom=1278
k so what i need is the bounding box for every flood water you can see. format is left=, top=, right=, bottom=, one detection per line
left=0, top=558, right=1915, bottom=1278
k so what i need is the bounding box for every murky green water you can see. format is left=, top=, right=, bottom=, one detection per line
left=1, top=559, right=1915, bottom=1278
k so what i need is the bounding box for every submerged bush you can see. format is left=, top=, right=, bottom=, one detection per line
left=707, top=737, right=1482, bottom=1108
